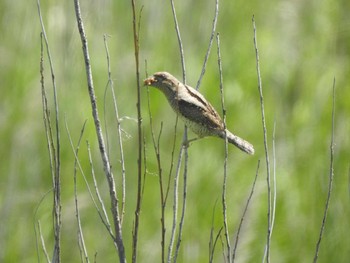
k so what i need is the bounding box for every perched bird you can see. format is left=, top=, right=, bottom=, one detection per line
left=144, top=72, right=254, bottom=155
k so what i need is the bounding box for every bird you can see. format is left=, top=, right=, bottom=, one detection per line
left=144, top=72, right=254, bottom=155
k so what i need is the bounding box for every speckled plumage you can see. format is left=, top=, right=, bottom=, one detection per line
left=144, top=72, right=254, bottom=155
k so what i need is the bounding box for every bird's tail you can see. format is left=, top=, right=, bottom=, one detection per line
left=223, top=129, right=255, bottom=155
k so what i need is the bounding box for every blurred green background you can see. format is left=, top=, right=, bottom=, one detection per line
left=1, top=0, right=349, bottom=262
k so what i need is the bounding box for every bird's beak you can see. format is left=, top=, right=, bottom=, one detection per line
left=143, top=76, right=157, bottom=86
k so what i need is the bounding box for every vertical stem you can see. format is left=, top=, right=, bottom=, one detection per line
left=216, top=33, right=231, bottom=263
left=173, top=144, right=188, bottom=262
left=168, top=0, right=188, bottom=261
left=196, top=0, right=219, bottom=90
left=147, top=87, right=166, bottom=263
left=37, top=1, right=61, bottom=261
left=73, top=0, right=125, bottom=261
left=252, top=16, right=271, bottom=263
left=169, top=0, right=186, bottom=81
left=131, top=1, right=143, bottom=262
left=168, top=146, right=184, bottom=262
left=103, top=35, right=127, bottom=224
left=313, top=78, right=336, bottom=262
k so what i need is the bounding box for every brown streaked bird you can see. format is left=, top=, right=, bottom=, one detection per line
left=144, top=72, right=254, bottom=155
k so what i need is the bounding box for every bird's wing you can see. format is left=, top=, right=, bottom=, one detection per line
left=177, top=85, right=224, bottom=131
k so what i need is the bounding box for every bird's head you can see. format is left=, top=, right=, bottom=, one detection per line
left=144, top=72, right=179, bottom=94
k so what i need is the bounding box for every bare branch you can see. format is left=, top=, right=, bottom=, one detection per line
left=313, top=78, right=336, bottom=262
left=252, top=15, right=271, bottom=263
left=270, top=121, right=277, bottom=241
left=168, top=0, right=189, bottom=261
left=196, top=0, right=219, bottom=90
left=147, top=83, right=167, bottom=262
left=37, top=1, right=62, bottom=260
left=173, top=144, right=188, bottom=262
left=34, top=188, right=53, bottom=262
left=66, top=120, right=89, bottom=262
left=210, top=227, right=223, bottom=263
left=209, top=200, right=221, bottom=263
left=168, top=147, right=184, bottom=262
left=38, top=221, right=51, bottom=263
left=73, top=0, right=125, bottom=261
left=219, top=234, right=227, bottom=263
left=232, top=161, right=260, bottom=262
left=39, top=33, right=55, bottom=193
left=86, top=142, right=116, bottom=241
left=216, top=33, right=231, bottom=263
left=169, top=0, right=186, bottom=82
left=165, top=124, right=178, bottom=204
left=131, top=1, right=144, bottom=262
left=103, top=35, right=127, bottom=224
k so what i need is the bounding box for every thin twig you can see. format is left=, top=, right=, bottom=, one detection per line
left=169, top=0, right=186, bottom=81
left=142, top=64, right=148, bottom=202
left=196, top=0, right=219, bottom=90
left=173, top=144, right=188, bottom=262
left=103, top=35, right=127, bottom=224
left=131, top=2, right=144, bottom=262
left=168, top=0, right=188, bottom=261
left=86, top=142, right=116, bottom=242
left=66, top=120, right=117, bottom=246
left=165, top=123, right=178, bottom=204
left=270, top=120, right=277, bottom=240
left=39, top=35, right=59, bottom=261
left=142, top=133, right=148, bottom=200
left=37, top=1, right=61, bottom=261
left=66, top=120, right=116, bottom=245
left=232, top=161, right=260, bottom=262
left=219, top=234, right=226, bottom=263
left=34, top=188, right=53, bottom=263
left=67, top=119, right=89, bottom=263
left=216, top=33, right=231, bottom=263
left=313, top=78, right=336, bottom=262
left=73, top=0, right=125, bottom=261
left=209, top=199, right=220, bottom=262
left=209, top=200, right=217, bottom=262
left=210, top=227, right=224, bottom=263
left=39, top=33, right=55, bottom=192
left=147, top=84, right=167, bottom=263
left=38, top=221, right=51, bottom=263
left=146, top=55, right=177, bottom=260
left=252, top=15, right=271, bottom=263
left=215, top=229, right=224, bottom=258
left=103, top=36, right=112, bottom=160
left=167, top=146, right=183, bottom=262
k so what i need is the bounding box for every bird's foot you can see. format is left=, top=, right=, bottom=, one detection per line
left=182, top=137, right=199, bottom=148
